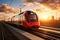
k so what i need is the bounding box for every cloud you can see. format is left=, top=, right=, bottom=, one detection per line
left=23, top=0, right=48, bottom=6
left=23, top=0, right=60, bottom=4
left=0, top=4, right=19, bottom=13
left=23, top=0, right=48, bottom=3
left=23, top=0, right=60, bottom=10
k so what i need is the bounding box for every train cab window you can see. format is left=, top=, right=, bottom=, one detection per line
left=29, top=13, right=38, bottom=22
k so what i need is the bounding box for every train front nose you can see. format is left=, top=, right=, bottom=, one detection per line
left=28, top=22, right=40, bottom=28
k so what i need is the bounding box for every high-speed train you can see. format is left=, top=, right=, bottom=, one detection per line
left=11, top=11, right=40, bottom=29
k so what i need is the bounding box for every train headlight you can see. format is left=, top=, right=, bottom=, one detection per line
left=31, top=13, right=33, bottom=14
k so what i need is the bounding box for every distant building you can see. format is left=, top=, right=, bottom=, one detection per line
left=51, top=16, right=54, bottom=20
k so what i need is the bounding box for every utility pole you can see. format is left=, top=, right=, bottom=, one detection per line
left=20, top=8, right=22, bottom=13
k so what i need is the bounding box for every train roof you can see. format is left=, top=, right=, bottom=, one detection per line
left=12, top=11, right=37, bottom=18
left=18, top=11, right=36, bottom=15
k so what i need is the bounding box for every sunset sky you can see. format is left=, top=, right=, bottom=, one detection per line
left=0, top=0, right=23, bottom=8
left=0, top=0, right=60, bottom=20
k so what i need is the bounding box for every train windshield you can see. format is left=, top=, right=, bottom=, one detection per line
left=29, top=13, right=37, bottom=22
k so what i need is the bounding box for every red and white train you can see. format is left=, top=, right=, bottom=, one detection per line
left=11, top=11, right=40, bottom=29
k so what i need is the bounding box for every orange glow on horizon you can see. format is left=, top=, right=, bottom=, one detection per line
left=31, top=3, right=60, bottom=20
left=40, top=14, right=49, bottom=20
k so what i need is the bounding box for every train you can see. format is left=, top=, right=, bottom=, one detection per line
left=11, top=11, right=40, bottom=29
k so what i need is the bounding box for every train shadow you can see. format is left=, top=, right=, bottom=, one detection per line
left=3, top=21, right=33, bottom=31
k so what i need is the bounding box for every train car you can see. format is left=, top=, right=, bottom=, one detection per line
left=11, top=11, right=40, bottom=29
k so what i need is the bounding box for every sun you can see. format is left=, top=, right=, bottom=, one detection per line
left=39, top=14, right=49, bottom=20
left=42, top=15, right=48, bottom=20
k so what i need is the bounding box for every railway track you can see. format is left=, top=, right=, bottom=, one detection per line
left=0, top=22, right=19, bottom=40
left=30, top=28, right=60, bottom=40
left=3, top=22, right=44, bottom=40
left=40, top=26, right=60, bottom=31
left=4, top=22, right=60, bottom=40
